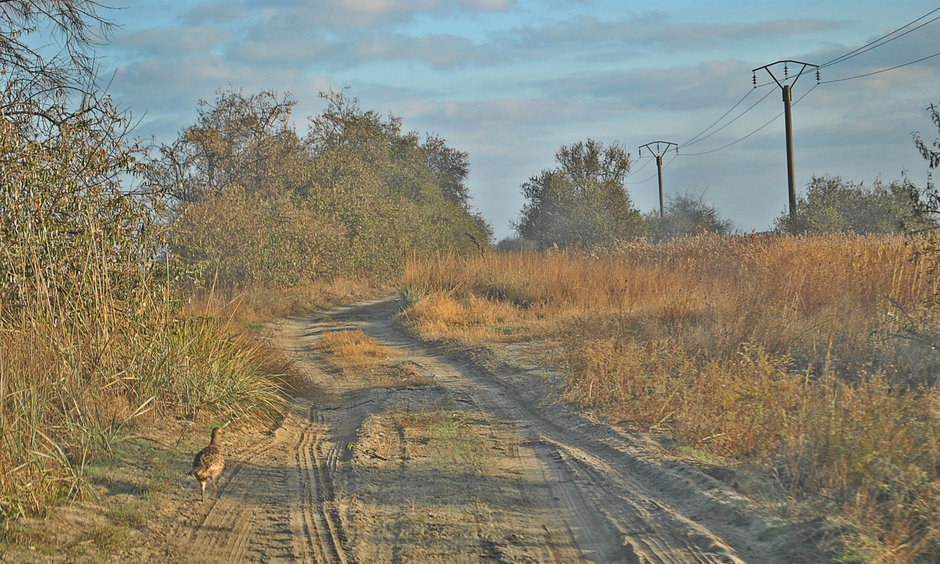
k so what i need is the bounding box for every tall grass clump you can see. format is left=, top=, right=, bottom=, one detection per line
left=401, top=234, right=940, bottom=561
left=0, top=100, right=284, bottom=524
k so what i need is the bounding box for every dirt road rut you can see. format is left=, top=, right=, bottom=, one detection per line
left=167, top=297, right=818, bottom=563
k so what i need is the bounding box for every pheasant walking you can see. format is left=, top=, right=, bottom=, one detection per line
left=189, top=427, right=225, bottom=501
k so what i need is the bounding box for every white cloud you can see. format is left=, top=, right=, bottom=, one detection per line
left=115, top=26, right=235, bottom=57
left=185, top=0, right=515, bottom=29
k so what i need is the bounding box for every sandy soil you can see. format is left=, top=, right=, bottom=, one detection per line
left=5, top=297, right=826, bottom=563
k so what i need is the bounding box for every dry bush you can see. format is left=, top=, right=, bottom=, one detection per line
left=171, top=189, right=350, bottom=287
left=159, top=89, right=493, bottom=291
left=400, top=234, right=940, bottom=561
left=403, top=292, right=519, bottom=342
left=783, top=375, right=940, bottom=561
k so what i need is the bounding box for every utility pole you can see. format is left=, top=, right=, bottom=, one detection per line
left=639, top=141, right=678, bottom=217
left=752, top=60, right=819, bottom=221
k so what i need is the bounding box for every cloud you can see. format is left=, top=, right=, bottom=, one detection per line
left=116, top=4, right=854, bottom=82
left=228, top=29, right=500, bottom=70
left=501, top=14, right=837, bottom=61
left=804, top=22, right=938, bottom=84
left=185, top=0, right=515, bottom=29
left=108, top=53, right=337, bottom=137
left=114, top=25, right=235, bottom=57
left=170, top=5, right=845, bottom=74
left=185, top=1, right=254, bottom=25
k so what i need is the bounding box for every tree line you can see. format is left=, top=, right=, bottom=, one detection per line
left=148, top=88, right=491, bottom=287
left=508, top=126, right=940, bottom=251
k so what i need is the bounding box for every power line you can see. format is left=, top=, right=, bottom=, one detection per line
left=679, top=81, right=777, bottom=148
left=627, top=152, right=679, bottom=182
left=663, top=10, right=938, bottom=162
left=624, top=165, right=661, bottom=185
left=823, top=15, right=940, bottom=68
left=752, top=60, right=819, bottom=219
left=681, top=88, right=758, bottom=147
left=820, top=50, right=940, bottom=84
left=679, top=111, right=780, bottom=157
left=821, top=6, right=940, bottom=68
left=681, top=86, right=776, bottom=149
left=680, top=83, right=819, bottom=158
left=624, top=154, right=653, bottom=177
left=616, top=8, right=936, bottom=212
left=661, top=151, right=679, bottom=171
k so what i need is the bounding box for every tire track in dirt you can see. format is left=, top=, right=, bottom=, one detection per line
left=162, top=296, right=821, bottom=563
left=292, top=405, right=347, bottom=563
left=340, top=297, right=822, bottom=564
left=281, top=299, right=586, bottom=562
left=170, top=407, right=327, bottom=562
left=176, top=436, right=290, bottom=562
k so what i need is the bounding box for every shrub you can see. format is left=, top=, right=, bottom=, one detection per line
left=649, top=193, right=734, bottom=240
left=514, top=139, right=646, bottom=248
left=775, top=175, right=926, bottom=234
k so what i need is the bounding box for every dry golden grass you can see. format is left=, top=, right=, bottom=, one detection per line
left=404, top=293, right=520, bottom=342
left=320, top=329, right=395, bottom=364
left=184, top=277, right=382, bottom=323
left=400, top=233, right=940, bottom=562
left=318, top=330, right=433, bottom=387
left=0, top=288, right=288, bottom=524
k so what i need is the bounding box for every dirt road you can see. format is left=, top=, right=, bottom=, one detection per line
left=150, top=297, right=821, bottom=563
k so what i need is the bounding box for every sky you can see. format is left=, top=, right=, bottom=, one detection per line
left=96, top=0, right=940, bottom=240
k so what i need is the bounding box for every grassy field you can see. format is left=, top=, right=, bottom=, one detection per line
left=400, top=233, right=940, bottom=563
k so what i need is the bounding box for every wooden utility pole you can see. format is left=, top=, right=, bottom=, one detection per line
left=752, top=60, right=819, bottom=221
left=639, top=141, right=678, bottom=218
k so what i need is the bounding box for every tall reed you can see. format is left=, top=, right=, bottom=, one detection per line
left=0, top=105, right=285, bottom=524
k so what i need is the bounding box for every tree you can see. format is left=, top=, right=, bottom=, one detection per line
left=651, top=193, right=733, bottom=240
left=775, top=175, right=925, bottom=234
left=514, top=139, right=644, bottom=248
left=913, top=101, right=940, bottom=171
left=1, top=0, right=155, bottom=312
left=303, top=90, right=492, bottom=261
left=422, top=133, right=471, bottom=208
left=911, top=101, right=940, bottom=221
left=0, top=91, right=155, bottom=317
left=147, top=88, right=303, bottom=204
left=0, top=1, right=117, bottom=133
left=159, top=88, right=493, bottom=286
